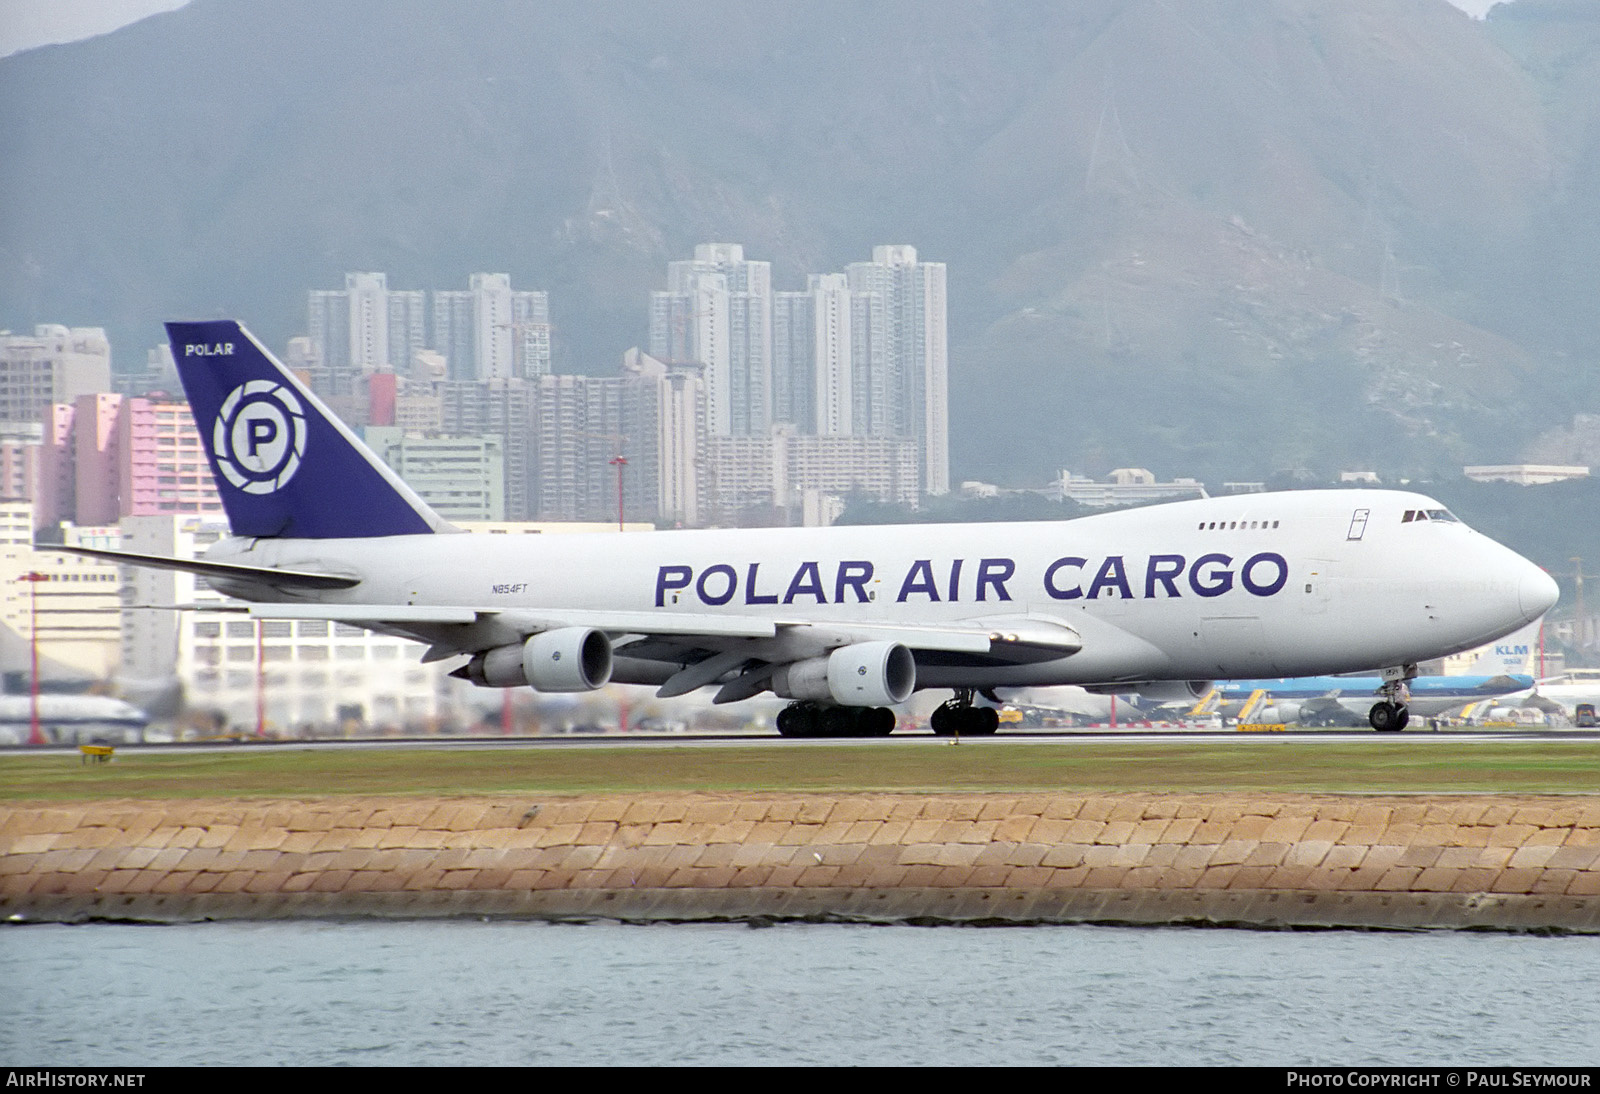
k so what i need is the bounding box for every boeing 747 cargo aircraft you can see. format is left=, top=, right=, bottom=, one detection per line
left=67, top=321, right=1558, bottom=736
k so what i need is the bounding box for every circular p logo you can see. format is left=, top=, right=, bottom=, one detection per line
left=213, top=381, right=307, bottom=495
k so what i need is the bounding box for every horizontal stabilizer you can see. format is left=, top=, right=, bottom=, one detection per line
left=56, top=545, right=360, bottom=590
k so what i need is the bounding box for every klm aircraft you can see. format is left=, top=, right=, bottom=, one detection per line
left=1217, top=673, right=1537, bottom=728
left=68, top=321, right=1558, bottom=737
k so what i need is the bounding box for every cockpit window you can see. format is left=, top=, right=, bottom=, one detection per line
left=1401, top=509, right=1460, bottom=523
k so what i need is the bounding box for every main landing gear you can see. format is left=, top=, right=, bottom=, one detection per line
left=929, top=689, right=1000, bottom=736
left=1367, top=665, right=1416, bottom=732
left=776, top=701, right=897, bottom=738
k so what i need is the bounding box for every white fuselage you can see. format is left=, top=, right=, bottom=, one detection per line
left=205, top=489, right=1554, bottom=692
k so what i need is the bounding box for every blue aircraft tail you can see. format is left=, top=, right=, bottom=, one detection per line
left=166, top=319, right=448, bottom=539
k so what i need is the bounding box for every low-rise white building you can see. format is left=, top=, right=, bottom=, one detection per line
left=118, top=514, right=447, bottom=734
left=1463, top=465, right=1590, bottom=485
left=1052, top=469, right=1208, bottom=507
left=0, top=502, right=122, bottom=683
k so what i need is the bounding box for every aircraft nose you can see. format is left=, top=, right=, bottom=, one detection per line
left=1519, top=565, right=1559, bottom=623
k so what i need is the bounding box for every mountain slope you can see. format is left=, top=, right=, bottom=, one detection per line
left=1, top=0, right=1596, bottom=485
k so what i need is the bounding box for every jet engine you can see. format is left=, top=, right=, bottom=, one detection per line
left=459, top=627, right=613, bottom=691
left=771, top=641, right=916, bottom=707
left=1257, top=702, right=1302, bottom=725
left=1087, top=680, right=1213, bottom=703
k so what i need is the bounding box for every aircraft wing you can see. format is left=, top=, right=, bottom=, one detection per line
left=233, top=602, right=1084, bottom=700
left=71, top=535, right=1085, bottom=703
left=1478, top=675, right=1533, bottom=691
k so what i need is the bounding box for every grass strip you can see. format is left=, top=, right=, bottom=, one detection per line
left=3, top=739, right=1600, bottom=800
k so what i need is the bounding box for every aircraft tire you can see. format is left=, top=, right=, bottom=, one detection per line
left=1369, top=701, right=1405, bottom=732
left=864, top=707, right=896, bottom=736
left=777, top=702, right=821, bottom=738
left=930, top=703, right=998, bottom=735
left=819, top=706, right=855, bottom=737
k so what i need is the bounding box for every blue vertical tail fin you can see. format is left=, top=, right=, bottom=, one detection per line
left=167, top=319, right=451, bottom=539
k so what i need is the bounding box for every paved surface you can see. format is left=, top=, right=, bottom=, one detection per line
left=5, top=792, right=1600, bottom=930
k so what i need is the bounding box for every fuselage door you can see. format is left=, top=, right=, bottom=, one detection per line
left=1302, top=559, right=1337, bottom=616
left=1346, top=509, right=1370, bottom=541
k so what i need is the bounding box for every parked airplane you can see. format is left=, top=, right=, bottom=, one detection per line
left=64, top=320, right=1559, bottom=737
left=1216, top=673, right=1537, bottom=727
left=0, top=694, right=149, bottom=746
left=1494, top=668, right=1600, bottom=725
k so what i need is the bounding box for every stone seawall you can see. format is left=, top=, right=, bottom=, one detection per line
left=5, top=792, right=1600, bottom=931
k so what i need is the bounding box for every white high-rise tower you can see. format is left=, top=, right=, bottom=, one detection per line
left=846, top=246, right=949, bottom=496
left=307, top=272, right=425, bottom=393
left=432, top=274, right=551, bottom=382
left=774, top=274, right=857, bottom=437
left=650, top=243, right=772, bottom=437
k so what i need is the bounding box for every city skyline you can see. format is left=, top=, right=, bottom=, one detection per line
left=2, top=238, right=955, bottom=535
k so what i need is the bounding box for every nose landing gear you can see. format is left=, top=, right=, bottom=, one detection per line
left=1367, top=665, right=1416, bottom=732
left=1368, top=701, right=1410, bottom=731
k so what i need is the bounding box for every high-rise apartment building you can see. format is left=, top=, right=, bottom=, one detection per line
left=307, top=272, right=426, bottom=393
left=33, top=394, right=220, bottom=530
left=70, top=393, right=123, bottom=526
left=622, top=349, right=705, bottom=528
left=118, top=396, right=222, bottom=520
left=438, top=377, right=536, bottom=521
left=433, top=274, right=551, bottom=382
left=846, top=246, right=949, bottom=496
left=642, top=242, right=950, bottom=518
left=0, top=325, right=112, bottom=427
left=774, top=274, right=859, bottom=437
left=0, top=423, right=41, bottom=503
left=650, top=243, right=772, bottom=437
left=530, top=373, right=632, bottom=523
left=527, top=357, right=697, bottom=526
left=112, top=344, right=179, bottom=397
left=702, top=427, right=919, bottom=523
left=364, top=428, right=505, bottom=523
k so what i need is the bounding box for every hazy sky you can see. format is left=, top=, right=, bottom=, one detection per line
left=0, top=0, right=1506, bottom=59
left=0, top=0, right=189, bottom=58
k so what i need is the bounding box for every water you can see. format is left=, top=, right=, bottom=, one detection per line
left=4, top=921, right=1598, bottom=1066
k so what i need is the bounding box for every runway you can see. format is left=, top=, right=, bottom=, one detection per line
left=12, top=724, right=1596, bottom=756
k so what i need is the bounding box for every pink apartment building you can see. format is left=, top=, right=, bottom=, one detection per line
left=36, top=394, right=220, bottom=529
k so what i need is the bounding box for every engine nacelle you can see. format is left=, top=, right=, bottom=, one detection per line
left=461, top=628, right=613, bottom=692
left=771, top=641, right=916, bottom=707
left=1258, top=702, right=1302, bottom=724
left=1087, top=679, right=1213, bottom=702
